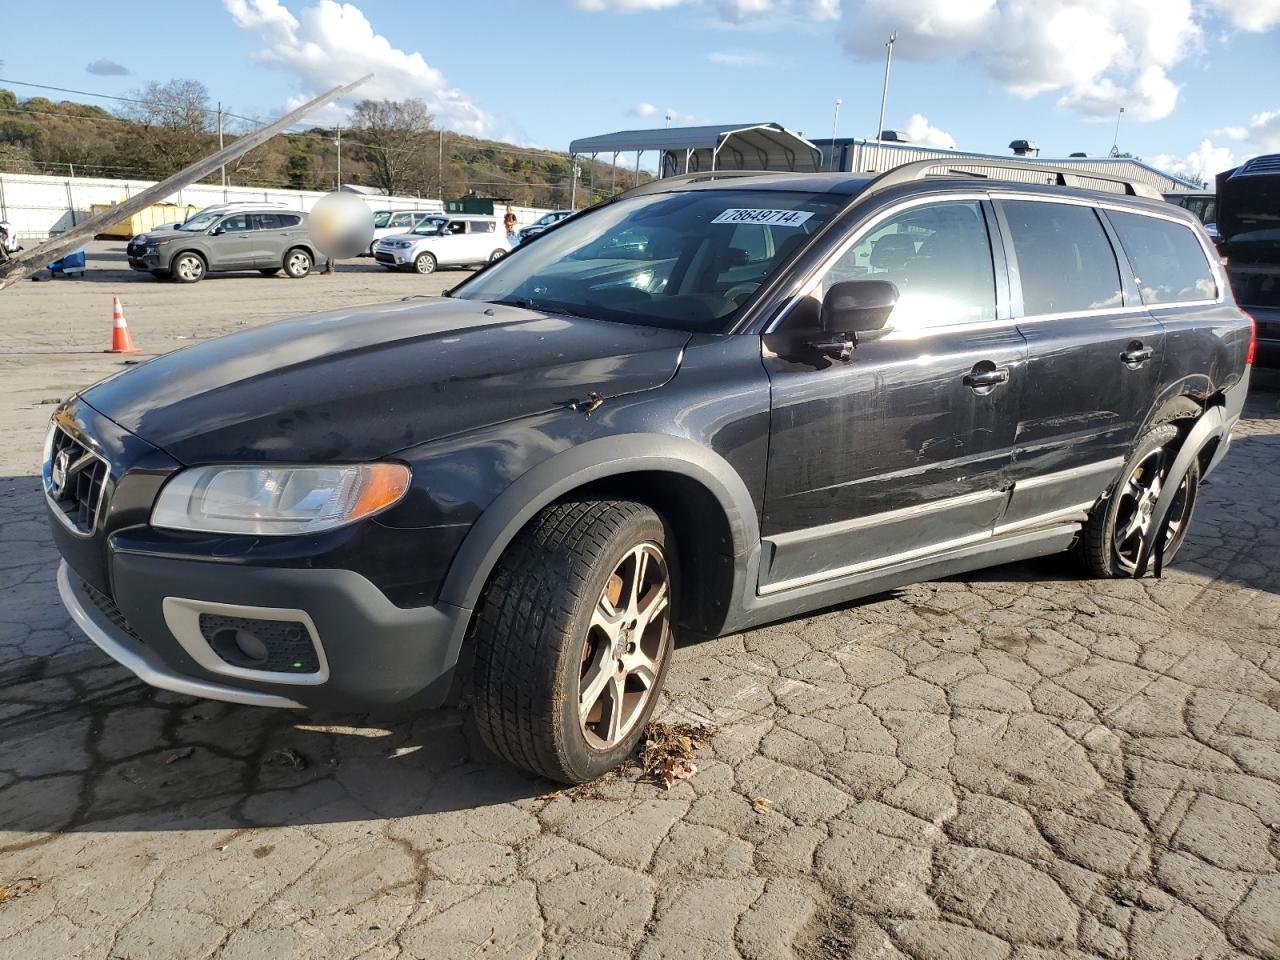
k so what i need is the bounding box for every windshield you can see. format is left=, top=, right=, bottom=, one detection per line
left=451, top=189, right=843, bottom=333
left=412, top=218, right=448, bottom=236
left=535, top=212, right=562, bottom=226
left=177, top=212, right=220, bottom=232
left=372, top=211, right=393, bottom=228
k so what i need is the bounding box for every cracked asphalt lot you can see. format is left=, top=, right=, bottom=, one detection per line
left=1, top=249, right=1279, bottom=959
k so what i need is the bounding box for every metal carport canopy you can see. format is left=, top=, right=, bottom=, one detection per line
left=568, top=123, right=822, bottom=173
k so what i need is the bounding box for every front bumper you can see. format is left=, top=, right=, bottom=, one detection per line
left=57, top=550, right=469, bottom=712
left=127, top=249, right=164, bottom=271
left=374, top=248, right=413, bottom=266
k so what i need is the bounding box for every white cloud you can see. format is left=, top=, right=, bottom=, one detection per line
left=900, top=113, right=956, bottom=148
left=1151, top=138, right=1236, bottom=183
left=1204, top=0, right=1280, bottom=32
left=1247, top=109, right=1280, bottom=151
left=844, top=0, right=1204, bottom=121
left=625, top=102, right=708, bottom=125
left=223, top=0, right=496, bottom=137
left=1213, top=125, right=1250, bottom=141
left=576, top=0, right=837, bottom=22
left=708, top=49, right=774, bottom=65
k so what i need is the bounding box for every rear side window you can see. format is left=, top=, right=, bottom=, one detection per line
left=1002, top=200, right=1123, bottom=315
left=254, top=213, right=282, bottom=229
left=278, top=214, right=302, bottom=228
left=1108, top=211, right=1217, bottom=304
left=471, top=220, right=496, bottom=234
left=389, top=213, right=413, bottom=227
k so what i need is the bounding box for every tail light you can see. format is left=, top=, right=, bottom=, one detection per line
left=1245, top=311, right=1257, bottom=366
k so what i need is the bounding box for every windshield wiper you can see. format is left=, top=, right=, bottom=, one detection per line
left=492, top=297, right=597, bottom=322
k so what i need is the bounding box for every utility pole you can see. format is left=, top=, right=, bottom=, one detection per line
left=665, top=110, right=672, bottom=128
left=336, top=125, right=342, bottom=189
left=1109, top=106, right=1125, bottom=157
left=218, top=102, right=225, bottom=190
left=438, top=129, right=445, bottom=201
left=829, top=97, right=843, bottom=171
left=875, top=33, right=896, bottom=144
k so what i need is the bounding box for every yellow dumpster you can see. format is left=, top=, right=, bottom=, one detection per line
left=90, top=202, right=202, bottom=238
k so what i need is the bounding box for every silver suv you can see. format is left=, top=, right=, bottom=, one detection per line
left=127, top=209, right=316, bottom=283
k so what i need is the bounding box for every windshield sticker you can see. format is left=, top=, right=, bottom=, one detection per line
left=711, top=208, right=814, bottom=227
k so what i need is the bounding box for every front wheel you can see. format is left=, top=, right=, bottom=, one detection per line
left=470, top=500, right=675, bottom=783
left=171, top=252, right=205, bottom=283
left=414, top=252, right=437, bottom=275
left=1077, top=423, right=1199, bottom=577
left=489, top=248, right=507, bottom=262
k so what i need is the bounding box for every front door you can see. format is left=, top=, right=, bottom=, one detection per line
left=210, top=214, right=256, bottom=270
left=994, top=197, right=1165, bottom=528
left=759, top=198, right=1027, bottom=594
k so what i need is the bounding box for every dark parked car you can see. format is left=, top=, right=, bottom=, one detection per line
left=1216, top=154, right=1280, bottom=365
left=127, top=209, right=316, bottom=282
left=49, top=160, right=1251, bottom=783
left=516, top=209, right=573, bottom=244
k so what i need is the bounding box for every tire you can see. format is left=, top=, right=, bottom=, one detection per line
left=259, top=267, right=279, bottom=277
left=171, top=252, right=205, bottom=283
left=489, top=248, right=507, bottom=262
left=1077, top=423, right=1200, bottom=578
left=471, top=500, right=676, bottom=783
left=414, top=252, right=437, bottom=275
left=283, top=247, right=312, bottom=279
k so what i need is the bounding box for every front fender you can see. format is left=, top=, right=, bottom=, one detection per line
left=436, top=432, right=760, bottom=613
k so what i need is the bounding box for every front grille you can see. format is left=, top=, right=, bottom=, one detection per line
left=81, top=578, right=145, bottom=646
left=199, top=614, right=320, bottom=674
left=46, top=426, right=110, bottom=535
left=374, top=251, right=396, bottom=263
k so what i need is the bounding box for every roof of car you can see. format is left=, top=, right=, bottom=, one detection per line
left=664, top=172, right=875, bottom=195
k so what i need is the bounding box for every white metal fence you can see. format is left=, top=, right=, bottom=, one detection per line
left=0, top=173, right=553, bottom=240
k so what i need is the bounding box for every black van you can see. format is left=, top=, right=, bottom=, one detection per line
left=47, top=159, right=1252, bottom=782
left=1217, top=155, right=1280, bottom=365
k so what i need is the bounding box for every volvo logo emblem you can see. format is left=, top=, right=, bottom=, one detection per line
left=50, top=449, right=72, bottom=500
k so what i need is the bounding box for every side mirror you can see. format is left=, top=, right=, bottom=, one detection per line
left=210, top=226, right=224, bottom=236
left=821, top=279, right=898, bottom=338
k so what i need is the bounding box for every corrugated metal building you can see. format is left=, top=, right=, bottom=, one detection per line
left=813, top=138, right=1199, bottom=193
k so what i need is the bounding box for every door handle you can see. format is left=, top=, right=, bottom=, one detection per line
left=1120, top=342, right=1154, bottom=367
left=963, top=367, right=1010, bottom=390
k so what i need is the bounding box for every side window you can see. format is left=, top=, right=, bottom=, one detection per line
left=278, top=214, right=301, bottom=228
left=472, top=220, right=496, bottom=234
left=254, top=213, right=282, bottom=230
left=389, top=213, right=413, bottom=227
left=219, top=215, right=250, bottom=232
left=447, top=221, right=467, bottom=235
left=1108, top=211, right=1217, bottom=304
left=1002, top=200, right=1123, bottom=315
left=817, top=200, right=996, bottom=331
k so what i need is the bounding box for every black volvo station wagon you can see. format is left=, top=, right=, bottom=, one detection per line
left=46, top=159, right=1252, bottom=783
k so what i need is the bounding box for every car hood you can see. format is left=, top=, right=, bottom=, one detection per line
left=81, top=297, right=690, bottom=464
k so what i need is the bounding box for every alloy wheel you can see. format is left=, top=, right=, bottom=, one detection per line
left=287, top=250, right=311, bottom=276
left=578, top=542, right=671, bottom=750
left=176, top=255, right=203, bottom=281
left=1111, top=447, right=1192, bottom=574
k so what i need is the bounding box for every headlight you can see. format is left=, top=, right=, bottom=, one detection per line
left=151, top=463, right=411, bottom=535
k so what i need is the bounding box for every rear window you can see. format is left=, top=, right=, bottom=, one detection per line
left=1108, top=211, right=1217, bottom=304
left=1002, top=200, right=1123, bottom=315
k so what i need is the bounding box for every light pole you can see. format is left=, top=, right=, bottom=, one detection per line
left=665, top=110, right=673, bottom=128
left=829, top=97, right=842, bottom=171
left=874, top=33, right=896, bottom=172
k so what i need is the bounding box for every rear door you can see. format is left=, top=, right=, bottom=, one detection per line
left=437, top=219, right=470, bottom=265
left=759, top=197, right=1027, bottom=594
left=467, top=219, right=500, bottom=258
left=250, top=213, right=288, bottom=266
left=995, top=196, right=1165, bottom=529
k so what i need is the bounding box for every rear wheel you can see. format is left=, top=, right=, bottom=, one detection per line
left=1077, top=423, right=1199, bottom=577
left=470, top=500, right=675, bottom=783
left=172, top=252, right=205, bottom=283
left=414, top=252, right=437, bottom=275
left=489, top=248, right=507, bottom=262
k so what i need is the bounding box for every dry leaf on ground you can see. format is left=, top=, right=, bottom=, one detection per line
left=640, top=720, right=716, bottom=789
left=0, top=877, right=42, bottom=905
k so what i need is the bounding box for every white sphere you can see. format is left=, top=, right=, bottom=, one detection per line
left=309, top=191, right=375, bottom=260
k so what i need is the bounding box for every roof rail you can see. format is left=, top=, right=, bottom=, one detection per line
left=861, top=157, right=1165, bottom=201
left=609, top=169, right=775, bottom=202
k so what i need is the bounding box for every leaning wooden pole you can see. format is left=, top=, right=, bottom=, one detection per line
left=0, top=74, right=373, bottom=292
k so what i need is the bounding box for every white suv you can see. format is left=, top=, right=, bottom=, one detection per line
left=369, top=209, right=442, bottom=254
left=373, top=216, right=510, bottom=274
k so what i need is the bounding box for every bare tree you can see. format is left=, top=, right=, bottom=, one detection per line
left=350, top=98, right=435, bottom=196
left=117, top=79, right=215, bottom=177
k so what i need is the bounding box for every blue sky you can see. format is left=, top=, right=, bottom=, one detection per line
left=3, top=0, right=1279, bottom=181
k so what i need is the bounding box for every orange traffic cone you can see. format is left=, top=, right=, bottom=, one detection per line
left=106, top=295, right=141, bottom=354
